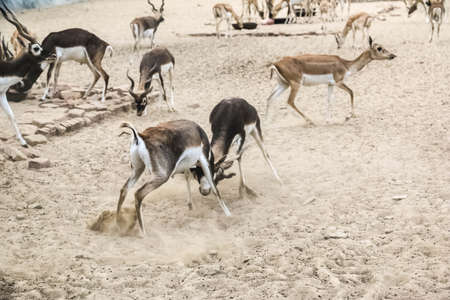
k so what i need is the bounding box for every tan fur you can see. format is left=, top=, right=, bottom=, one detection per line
left=428, top=1, right=445, bottom=42
left=335, top=12, right=377, bottom=49
left=10, top=29, right=37, bottom=57
left=213, top=3, right=243, bottom=38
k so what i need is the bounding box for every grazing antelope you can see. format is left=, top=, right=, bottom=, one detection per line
left=428, top=0, right=445, bottom=42
left=213, top=3, right=243, bottom=38
left=10, top=28, right=37, bottom=57
left=126, top=47, right=175, bottom=116
left=242, top=0, right=265, bottom=21
left=405, top=0, right=430, bottom=21
left=271, top=0, right=299, bottom=23
left=118, top=120, right=231, bottom=235
left=192, top=98, right=282, bottom=199
left=130, top=0, right=165, bottom=51
left=335, top=12, right=381, bottom=49
left=0, top=2, right=54, bottom=147
left=39, top=28, right=113, bottom=102
left=266, top=37, right=396, bottom=124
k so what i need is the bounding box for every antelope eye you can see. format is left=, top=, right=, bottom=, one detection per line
left=377, top=47, right=382, bottom=51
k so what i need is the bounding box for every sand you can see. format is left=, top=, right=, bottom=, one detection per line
left=0, top=0, right=449, bottom=299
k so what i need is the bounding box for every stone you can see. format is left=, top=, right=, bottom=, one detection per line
left=22, top=148, right=40, bottom=158
left=28, top=158, right=51, bottom=169
left=94, top=104, right=108, bottom=111
left=20, top=124, right=38, bottom=136
left=30, top=203, right=43, bottom=209
left=324, top=227, right=348, bottom=239
left=60, top=118, right=85, bottom=131
left=55, top=124, right=66, bottom=135
left=76, top=104, right=97, bottom=112
left=84, top=117, right=92, bottom=126
left=16, top=214, right=26, bottom=221
left=60, top=90, right=82, bottom=100
left=68, top=108, right=85, bottom=118
left=0, top=146, right=27, bottom=161
left=39, top=103, right=59, bottom=109
left=392, top=195, right=407, bottom=201
left=32, top=118, right=54, bottom=128
left=24, top=134, right=48, bottom=146
left=85, top=111, right=106, bottom=122
left=0, top=132, right=9, bottom=141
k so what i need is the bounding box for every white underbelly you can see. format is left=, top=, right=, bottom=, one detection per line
left=0, top=76, right=22, bottom=92
left=172, top=146, right=202, bottom=175
left=302, top=74, right=336, bottom=86
left=142, top=29, right=155, bottom=38
left=151, top=62, right=173, bottom=79
left=56, top=46, right=87, bottom=63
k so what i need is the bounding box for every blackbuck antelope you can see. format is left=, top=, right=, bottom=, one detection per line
left=39, top=28, right=113, bottom=102
left=126, top=47, right=175, bottom=116
left=0, top=2, right=55, bottom=147
left=427, top=0, right=445, bottom=42
left=242, top=0, right=265, bottom=21
left=118, top=120, right=231, bottom=235
left=213, top=3, right=243, bottom=38
left=266, top=37, right=396, bottom=125
left=271, top=0, right=302, bottom=23
left=192, top=98, right=281, bottom=199
left=130, top=0, right=165, bottom=51
left=335, top=12, right=382, bottom=49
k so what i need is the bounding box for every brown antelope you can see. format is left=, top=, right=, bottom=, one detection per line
left=40, top=28, right=113, bottom=102
left=242, top=0, right=265, bottom=21
left=126, top=47, right=175, bottom=116
left=192, top=98, right=282, bottom=199
left=130, top=0, right=165, bottom=51
left=213, top=3, right=243, bottom=38
left=0, top=1, right=55, bottom=147
left=266, top=37, right=396, bottom=124
left=335, top=12, right=383, bottom=49
left=428, top=0, right=445, bottom=42
left=118, top=120, right=231, bottom=235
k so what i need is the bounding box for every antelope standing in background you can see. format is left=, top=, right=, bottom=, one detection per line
left=192, top=98, right=282, bottom=199
left=335, top=12, right=383, bottom=49
left=127, top=47, right=175, bottom=116
left=0, top=1, right=55, bottom=147
left=427, top=0, right=445, bottom=42
left=40, top=28, right=113, bottom=102
left=130, top=0, right=165, bottom=51
left=213, top=3, right=243, bottom=38
left=266, top=37, right=396, bottom=125
left=118, top=120, right=231, bottom=235
left=242, top=0, right=265, bottom=21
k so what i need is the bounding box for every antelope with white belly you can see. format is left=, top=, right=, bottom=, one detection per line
left=130, top=0, right=165, bottom=51
left=266, top=37, right=396, bottom=124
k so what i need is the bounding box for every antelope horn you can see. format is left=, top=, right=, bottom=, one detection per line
left=126, top=70, right=139, bottom=98
left=160, top=0, right=165, bottom=13
left=0, top=1, right=36, bottom=44
left=147, top=0, right=158, bottom=11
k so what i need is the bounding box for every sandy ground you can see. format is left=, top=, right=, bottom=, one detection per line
left=1, top=0, right=450, bottom=299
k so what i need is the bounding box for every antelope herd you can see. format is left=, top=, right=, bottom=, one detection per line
left=0, top=0, right=445, bottom=235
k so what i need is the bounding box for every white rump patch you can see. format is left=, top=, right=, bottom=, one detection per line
left=56, top=46, right=87, bottom=63
left=130, top=135, right=152, bottom=173
left=302, top=74, right=336, bottom=86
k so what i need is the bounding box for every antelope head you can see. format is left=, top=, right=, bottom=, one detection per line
left=194, top=154, right=238, bottom=196
left=127, top=71, right=153, bottom=117
left=368, top=36, right=396, bottom=60
left=147, top=0, right=165, bottom=22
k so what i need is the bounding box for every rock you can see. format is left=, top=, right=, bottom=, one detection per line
left=76, top=104, right=97, bottom=112
left=325, top=227, right=348, bottom=239
left=16, top=214, right=26, bottom=220
left=392, top=195, right=407, bottom=201
left=0, top=145, right=27, bottom=161
left=108, top=103, right=131, bottom=113
left=28, top=158, right=51, bottom=169
left=40, top=103, right=59, bottom=109
left=32, top=118, right=54, bottom=128
left=0, top=154, right=5, bottom=162
left=60, top=90, right=82, bottom=100
left=85, top=111, right=109, bottom=122
left=20, top=124, right=38, bottom=136
left=188, top=103, right=200, bottom=109
left=55, top=124, right=66, bottom=135
left=24, top=134, right=48, bottom=146
left=30, top=203, right=43, bottom=209
left=60, top=118, right=85, bottom=131
left=94, top=104, right=108, bottom=111
left=84, top=117, right=92, bottom=126
left=0, top=132, right=9, bottom=141
left=22, top=148, right=40, bottom=158
left=68, top=108, right=85, bottom=118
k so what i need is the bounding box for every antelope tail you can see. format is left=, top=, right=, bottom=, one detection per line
left=120, top=122, right=139, bottom=145
left=105, top=45, right=113, bottom=57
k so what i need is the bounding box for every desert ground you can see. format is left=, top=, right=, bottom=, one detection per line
left=0, top=0, right=449, bottom=299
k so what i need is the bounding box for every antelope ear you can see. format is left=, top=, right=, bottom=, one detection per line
left=368, top=36, right=373, bottom=47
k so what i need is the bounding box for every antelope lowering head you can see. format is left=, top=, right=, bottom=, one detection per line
left=368, top=36, right=396, bottom=60
left=127, top=71, right=153, bottom=117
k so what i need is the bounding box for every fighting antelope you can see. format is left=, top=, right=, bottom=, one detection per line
left=335, top=12, right=382, bottom=49
left=242, top=0, right=265, bottom=21
left=266, top=37, right=396, bottom=124
left=39, top=28, right=113, bottom=102
left=0, top=1, right=54, bottom=147
left=428, top=0, right=445, bottom=42
left=126, top=47, right=175, bottom=116
left=130, top=0, right=165, bottom=51
left=192, top=98, right=281, bottom=199
left=118, top=120, right=231, bottom=235
left=10, top=27, right=37, bottom=57
left=213, top=3, right=244, bottom=38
